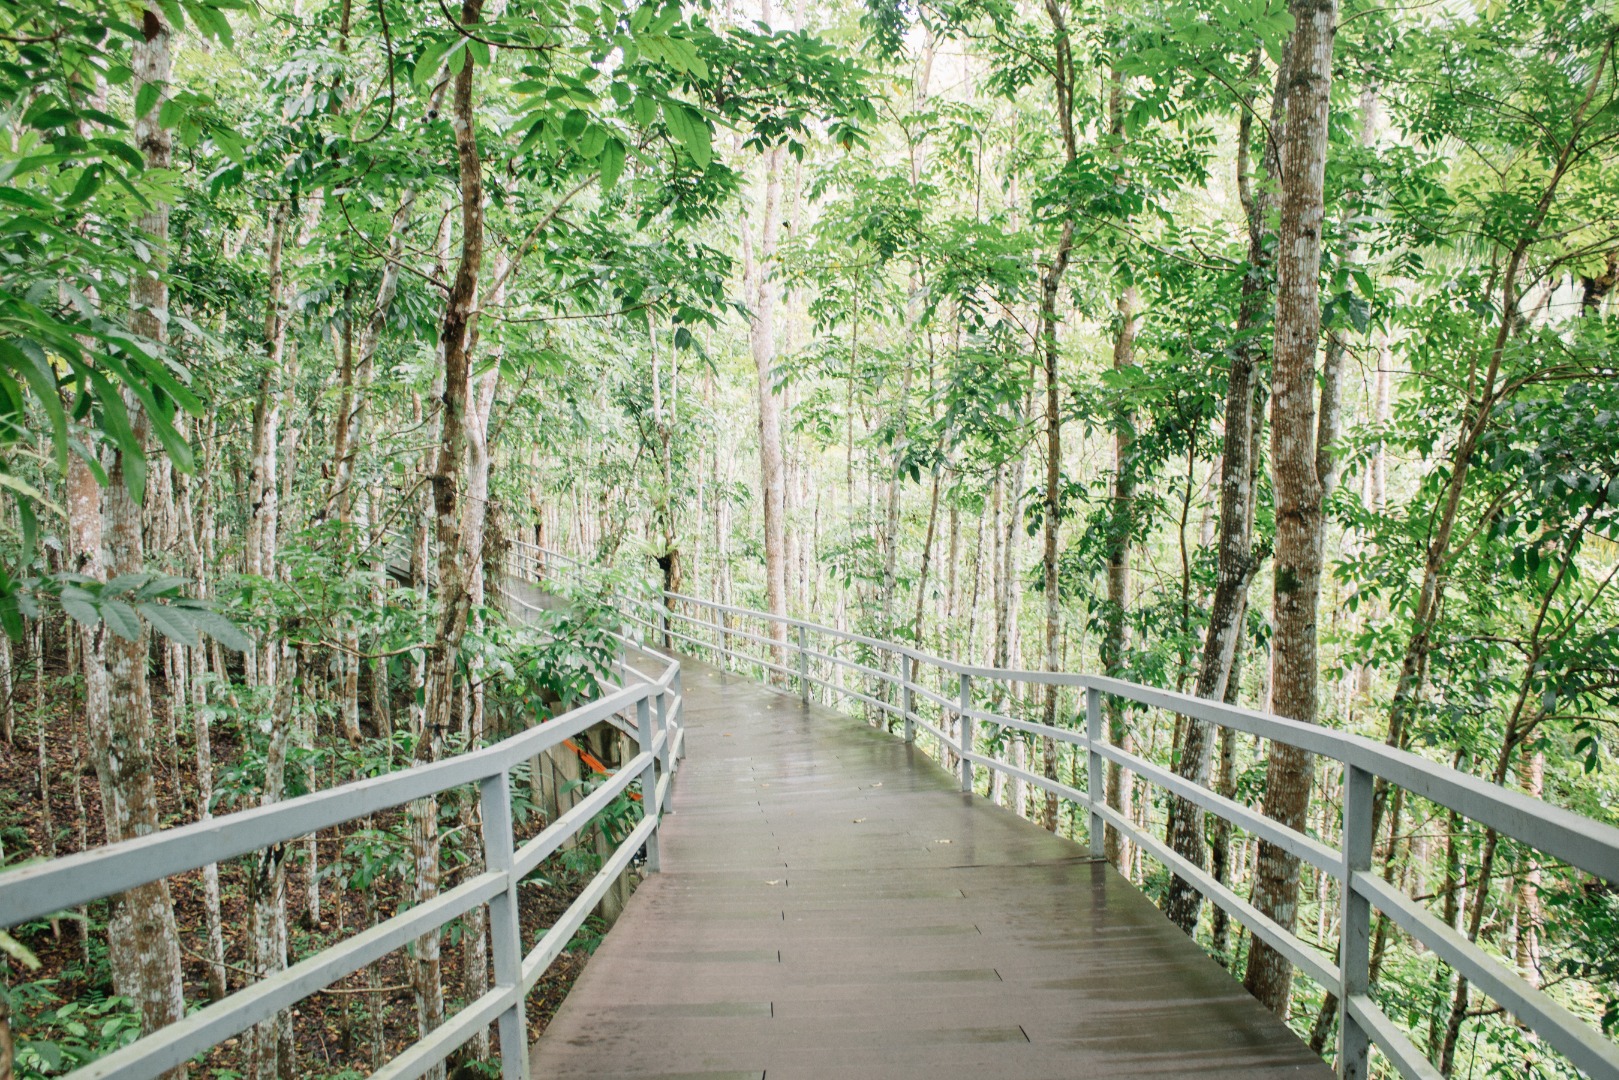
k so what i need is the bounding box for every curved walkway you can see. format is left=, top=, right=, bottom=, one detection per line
left=530, top=655, right=1331, bottom=1080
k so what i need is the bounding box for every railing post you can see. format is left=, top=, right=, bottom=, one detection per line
left=798, top=623, right=809, bottom=705
left=958, top=672, right=973, bottom=793
left=902, top=654, right=915, bottom=744
left=655, top=680, right=672, bottom=778
left=1338, top=763, right=1373, bottom=1080
left=658, top=600, right=668, bottom=650
left=673, top=666, right=686, bottom=761
left=1085, top=686, right=1104, bottom=859
left=478, top=771, right=529, bottom=1080
left=637, top=695, right=661, bottom=873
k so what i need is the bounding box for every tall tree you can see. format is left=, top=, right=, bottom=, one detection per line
left=742, top=140, right=791, bottom=664
left=1244, top=0, right=1338, bottom=1015
left=101, top=6, right=188, bottom=1070
left=1037, top=0, right=1078, bottom=833
left=1096, top=61, right=1138, bottom=859
left=1162, top=41, right=1288, bottom=935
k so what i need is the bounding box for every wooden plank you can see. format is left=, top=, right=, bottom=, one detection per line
left=530, top=655, right=1331, bottom=1079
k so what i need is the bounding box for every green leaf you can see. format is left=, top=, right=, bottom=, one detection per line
left=414, top=37, right=464, bottom=92
left=187, top=2, right=234, bottom=45
left=179, top=605, right=254, bottom=652
left=16, top=499, right=36, bottom=572
left=101, top=599, right=141, bottom=642
left=104, top=573, right=148, bottom=597
left=135, top=81, right=161, bottom=120
left=579, top=123, right=607, bottom=159
left=63, top=165, right=104, bottom=208
left=0, top=469, right=56, bottom=513
left=0, top=929, right=40, bottom=971
left=139, top=601, right=201, bottom=647
left=59, top=587, right=99, bottom=629
left=631, top=91, right=657, bottom=127
left=662, top=101, right=711, bottom=169
left=5, top=344, right=66, bottom=469
left=599, top=137, right=626, bottom=191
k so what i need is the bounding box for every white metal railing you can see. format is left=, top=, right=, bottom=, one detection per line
left=0, top=573, right=684, bottom=1080
left=516, top=539, right=1619, bottom=1080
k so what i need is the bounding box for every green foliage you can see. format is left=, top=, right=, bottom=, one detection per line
left=33, top=572, right=250, bottom=651
left=10, top=988, right=141, bottom=1080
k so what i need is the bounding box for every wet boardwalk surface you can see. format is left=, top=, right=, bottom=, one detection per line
left=529, top=655, right=1331, bottom=1080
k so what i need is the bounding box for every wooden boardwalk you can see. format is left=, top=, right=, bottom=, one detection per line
left=529, top=654, right=1331, bottom=1080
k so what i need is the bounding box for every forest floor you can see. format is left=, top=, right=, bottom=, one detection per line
left=0, top=645, right=615, bottom=1078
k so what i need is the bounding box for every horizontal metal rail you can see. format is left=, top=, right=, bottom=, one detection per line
left=0, top=572, right=686, bottom=1080
left=517, top=539, right=1619, bottom=1080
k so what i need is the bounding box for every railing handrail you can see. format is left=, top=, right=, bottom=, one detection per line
left=518, top=539, right=1619, bottom=883
left=520, top=539, right=1619, bottom=1080
left=0, top=570, right=685, bottom=1080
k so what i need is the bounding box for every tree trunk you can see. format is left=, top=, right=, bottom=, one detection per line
left=1514, top=748, right=1544, bottom=989
left=1095, top=61, right=1153, bottom=857
left=1244, top=0, right=1337, bottom=1016
left=0, top=627, right=11, bottom=746
left=249, top=651, right=293, bottom=1080
left=1163, top=42, right=1288, bottom=935
left=101, top=11, right=188, bottom=1070
left=741, top=144, right=789, bottom=665
left=456, top=254, right=505, bottom=1064
left=177, top=462, right=228, bottom=1000
left=911, top=460, right=943, bottom=645
left=1099, top=274, right=1138, bottom=861
left=414, top=10, right=487, bottom=1070
left=1209, top=644, right=1244, bottom=962
left=1038, top=0, right=1079, bottom=836
left=879, top=360, right=914, bottom=641
left=649, top=312, right=681, bottom=645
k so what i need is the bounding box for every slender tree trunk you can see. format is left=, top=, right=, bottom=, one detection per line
left=649, top=312, right=681, bottom=643
left=329, top=292, right=364, bottom=747
left=911, top=461, right=943, bottom=644
left=1426, top=802, right=1463, bottom=1056
left=1209, top=644, right=1244, bottom=962
left=1514, top=748, right=1544, bottom=989
left=1099, top=282, right=1138, bottom=861
left=177, top=463, right=228, bottom=1000
left=942, top=475, right=960, bottom=652
left=364, top=872, right=387, bottom=1067
left=249, top=652, right=293, bottom=1080
left=101, top=12, right=188, bottom=1070
left=1245, top=0, right=1337, bottom=1015
left=879, top=360, right=914, bottom=640
left=1095, top=64, right=1150, bottom=860
left=0, top=630, right=11, bottom=746
left=1163, top=43, right=1288, bottom=934
left=456, top=254, right=505, bottom=1064
left=32, top=622, right=53, bottom=872
left=414, top=13, right=487, bottom=1071
left=67, top=443, right=135, bottom=988
left=1038, top=0, right=1079, bottom=835
left=741, top=143, right=789, bottom=664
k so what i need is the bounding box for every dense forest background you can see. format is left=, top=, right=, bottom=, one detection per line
left=0, top=0, right=1616, bottom=1078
